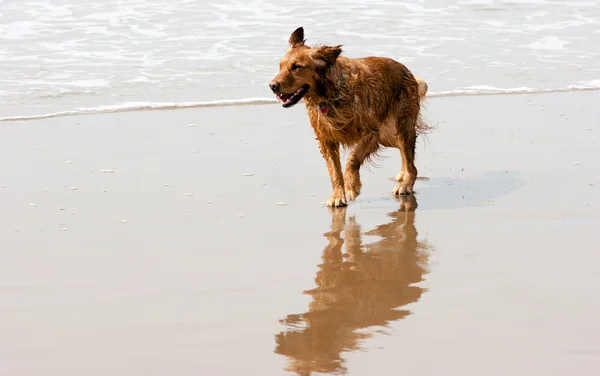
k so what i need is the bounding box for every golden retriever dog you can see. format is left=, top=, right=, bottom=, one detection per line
left=269, top=27, right=429, bottom=207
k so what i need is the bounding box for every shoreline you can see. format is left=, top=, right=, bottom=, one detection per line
left=2, top=85, right=600, bottom=123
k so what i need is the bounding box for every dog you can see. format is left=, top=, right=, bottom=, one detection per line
left=269, top=27, right=429, bottom=207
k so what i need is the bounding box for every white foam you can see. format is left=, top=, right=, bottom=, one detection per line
left=0, top=97, right=278, bottom=122
left=527, top=36, right=569, bottom=51
left=2, top=82, right=600, bottom=123
left=428, top=83, right=600, bottom=97
left=571, top=79, right=600, bottom=89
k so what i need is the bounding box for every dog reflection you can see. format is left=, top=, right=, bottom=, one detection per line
left=275, top=195, right=432, bottom=375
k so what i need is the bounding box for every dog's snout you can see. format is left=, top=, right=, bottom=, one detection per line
left=269, top=80, right=280, bottom=93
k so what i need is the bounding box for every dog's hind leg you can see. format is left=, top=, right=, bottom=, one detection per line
left=344, top=132, right=380, bottom=202
left=393, top=118, right=418, bottom=196
left=394, top=148, right=408, bottom=183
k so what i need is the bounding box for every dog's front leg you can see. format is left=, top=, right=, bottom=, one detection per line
left=344, top=132, right=380, bottom=202
left=319, top=140, right=347, bottom=207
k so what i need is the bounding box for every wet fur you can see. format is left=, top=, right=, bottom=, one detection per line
left=270, top=27, right=430, bottom=207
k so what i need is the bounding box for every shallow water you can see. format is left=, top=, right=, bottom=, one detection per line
left=1, top=0, right=600, bottom=118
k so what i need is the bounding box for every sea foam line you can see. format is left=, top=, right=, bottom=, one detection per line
left=1, top=84, right=599, bottom=122
left=428, top=83, right=600, bottom=97
left=0, top=97, right=277, bottom=122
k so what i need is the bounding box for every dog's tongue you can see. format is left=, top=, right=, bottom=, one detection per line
left=277, top=93, right=290, bottom=103
left=319, top=104, right=328, bottom=115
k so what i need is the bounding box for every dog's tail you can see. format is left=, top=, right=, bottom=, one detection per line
left=415, top=76, right=428, bottom=101
left=414, top=76, right=433, bottom=135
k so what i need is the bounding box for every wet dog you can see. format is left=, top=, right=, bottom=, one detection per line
left=269, top=27, right=429, bottom=207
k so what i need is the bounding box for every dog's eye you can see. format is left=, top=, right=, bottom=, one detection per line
left=291, top=63, right=302, bottom=71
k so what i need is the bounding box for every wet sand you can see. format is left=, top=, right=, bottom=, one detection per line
left=1, top=91, right=599, bottom=375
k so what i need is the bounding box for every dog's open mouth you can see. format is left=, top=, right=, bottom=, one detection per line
left=276, top=85, right=309, bottom=108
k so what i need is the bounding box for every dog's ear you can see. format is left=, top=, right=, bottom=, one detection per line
left=288, top=27, right=305, bottom=49
left=313, top=45, right=342, bottom=68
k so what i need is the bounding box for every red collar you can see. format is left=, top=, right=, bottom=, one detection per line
left=319, top=103, right=329, bottom=115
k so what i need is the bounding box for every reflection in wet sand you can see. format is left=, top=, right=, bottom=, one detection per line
left=275, top=195, right=433, bottom=375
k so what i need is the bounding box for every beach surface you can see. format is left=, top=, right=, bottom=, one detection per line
left=1, top=90, right=599, bottom=375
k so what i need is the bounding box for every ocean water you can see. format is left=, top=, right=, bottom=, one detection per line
left=1, top=0, right=599, bottom=120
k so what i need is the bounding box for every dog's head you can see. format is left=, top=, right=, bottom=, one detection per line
left=269, top=27, right=342, bottom=108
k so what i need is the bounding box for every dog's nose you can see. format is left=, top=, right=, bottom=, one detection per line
left=269, top=80, right=280, bottom=93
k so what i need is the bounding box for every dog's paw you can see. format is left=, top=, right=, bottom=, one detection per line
left=392, top=183, right=413, bottom=196
left=344, top=178, right=362, bottom=202
left=326, top=191, right=347, bottom=207
left=346, top=188, right=359, bottom=202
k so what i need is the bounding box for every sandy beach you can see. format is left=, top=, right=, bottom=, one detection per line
left=1, top=90, right=599, bottom=375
